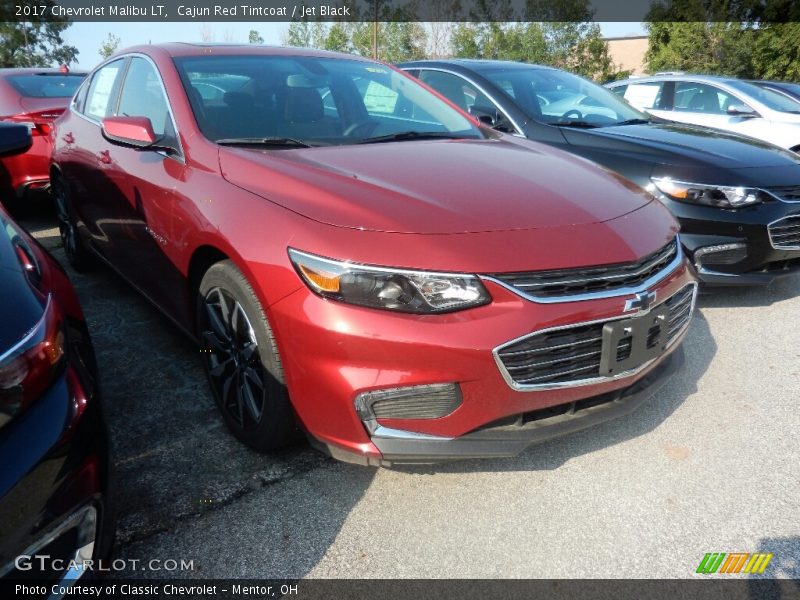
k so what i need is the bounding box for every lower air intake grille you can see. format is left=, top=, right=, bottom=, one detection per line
left=355, top=384, right=462, bottom=420
left=768, top=215, right=800, bottom=249
left=495, top=284, right=695, bottom=389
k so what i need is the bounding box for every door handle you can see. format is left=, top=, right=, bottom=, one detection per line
left=62, top=132, right=74, bottom=144
left=97, top=150, right=112, bottom=164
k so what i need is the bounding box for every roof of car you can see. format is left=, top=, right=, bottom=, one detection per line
left=400, top=59, right=557, bottom=71
left=610, top=73, right=737, bottom=86
left=0, top=68, right=87, bottom=76
left=113, top=43, right=371, bottom=63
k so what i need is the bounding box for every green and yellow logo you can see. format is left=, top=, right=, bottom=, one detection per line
left=696, top=552, right=773, bottom=574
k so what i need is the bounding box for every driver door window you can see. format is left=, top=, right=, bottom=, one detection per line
left=673, top=82, right=736, bottom=114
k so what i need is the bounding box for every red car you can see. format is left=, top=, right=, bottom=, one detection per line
left=50, top=45, right=696, bottom=466
left=0, top=67, right=86, bottom=202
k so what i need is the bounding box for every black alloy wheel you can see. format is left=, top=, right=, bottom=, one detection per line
left=197, top=260, right=298, bottom=451
left=201, top=287, right=265, bottom=430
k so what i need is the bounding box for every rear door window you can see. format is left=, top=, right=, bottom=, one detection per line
left=622, top=82, right=665, bottom=110
left=83, top=59, right=125, bottom=121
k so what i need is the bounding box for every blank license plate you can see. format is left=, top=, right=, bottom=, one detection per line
left=599, top=308, right=669, bottom=376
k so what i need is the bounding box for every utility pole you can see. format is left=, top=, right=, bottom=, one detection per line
left=372, top=0, right=379, bottom=59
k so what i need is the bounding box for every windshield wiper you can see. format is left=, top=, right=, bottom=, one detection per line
left=216, top=137, right=314, bottom=148
left=357, top=131, right=475, bottom=144
left=610, top=118, right=651, bottom=126
left=552, top=120, right=599, bottom=129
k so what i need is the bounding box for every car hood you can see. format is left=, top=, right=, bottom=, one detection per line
left=218, top=137, right=656, bottom=234
left=562, top=122, right=800, bottom=169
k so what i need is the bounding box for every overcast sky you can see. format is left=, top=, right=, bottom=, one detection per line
left=63, top=21, right=646, bottom=68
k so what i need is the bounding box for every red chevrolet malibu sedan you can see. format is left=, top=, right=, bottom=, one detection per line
left=0, top=67, right=86, bottom=202
left=50, top=44, right=696, bottom=466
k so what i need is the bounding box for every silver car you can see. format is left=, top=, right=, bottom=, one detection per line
left=606, top=73, right=800, bottom=152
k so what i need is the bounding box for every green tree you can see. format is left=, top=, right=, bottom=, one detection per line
left=557, top=23, right=629, bottom=81
left=283, top=21, right=333, bottom=50
left=751, top=23, right=800, bottom=80
left=451, top=23, right=547, bottom=63
left=0, top=7, right=78, bottom=67
left=645, top=22, right=755, bottom=77
left=98, top=33, right=121, bottom=59
left=451, top=21, right=624, bottom=81
left=323, top=22, right=352, bottom=53
left=248, top=30, right=264, bottom=45
left=351, top=22, right=428, bottom=62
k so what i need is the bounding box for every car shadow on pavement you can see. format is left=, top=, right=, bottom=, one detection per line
left=748, top=535, right=800, bottom=598
left=695, top=273, right=800, bottom=309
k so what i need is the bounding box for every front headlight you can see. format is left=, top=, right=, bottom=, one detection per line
left=288, top=249, right=491, bottom=314
left=651, top=177, right=769, bottom=208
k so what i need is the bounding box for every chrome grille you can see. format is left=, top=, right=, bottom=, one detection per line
left=495, top=283, right=696, bottom=390
left=768, top=215, right=800, bottom=249
left=768, top=185, right=800, bottom=202
left=487, top=239, right=679, bottom=301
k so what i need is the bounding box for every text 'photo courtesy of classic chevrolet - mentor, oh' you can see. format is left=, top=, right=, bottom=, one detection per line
left=49, top=44, right=697, bottom=466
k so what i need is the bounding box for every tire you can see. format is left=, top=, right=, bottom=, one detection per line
left=52, top=176, right=95, bottom=272
left=196, top=260, right=298, bottom=451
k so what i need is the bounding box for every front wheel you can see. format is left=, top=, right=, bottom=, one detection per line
left=196, top=260, right=298, bottom=451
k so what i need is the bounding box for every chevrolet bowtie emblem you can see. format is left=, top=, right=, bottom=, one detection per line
left=624, top=290, right=657, bottom=313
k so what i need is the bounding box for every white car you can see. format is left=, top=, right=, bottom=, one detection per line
left=606, top=74, right=800, bottom=152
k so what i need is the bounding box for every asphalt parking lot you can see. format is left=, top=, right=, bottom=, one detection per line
left=17, top=204, right=800, bottom=583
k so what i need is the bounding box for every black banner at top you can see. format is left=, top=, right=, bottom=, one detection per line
left=3, top=0, right=800, bottom=23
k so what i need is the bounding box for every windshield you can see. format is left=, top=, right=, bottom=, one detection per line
left=173, top=55, right=483, bottom=146
left=725, top=79, right=800, bottom=113
left=480, top=67, right=648, bottom=126
left=7, top=74, right=85, bottom=98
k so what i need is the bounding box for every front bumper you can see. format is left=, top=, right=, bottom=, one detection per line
left=667, top=198, right=800, bottom=285
left=369, top=347, right=683, bottom=465
left=270, top=257, right=695, bottom=466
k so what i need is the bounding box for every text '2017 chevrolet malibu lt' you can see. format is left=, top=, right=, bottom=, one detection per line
left=51, top=44, right=696, bottom=466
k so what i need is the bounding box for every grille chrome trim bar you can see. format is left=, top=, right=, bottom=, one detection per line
left=482, top=236, right=683, bottom=304
left=493, top=282, right=697, bottom=391
left=767, top=214, right=800, bottom=250
left=766, top=185, right=800, bottom=203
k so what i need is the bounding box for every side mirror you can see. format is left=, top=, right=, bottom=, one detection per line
left=469, top=104, right=499, bottom=126
left=726, top=104, right=758, bottom=118
left=0, top=123, right=32, bottom=157
left=102, top=116, right=159, bottom=148
left=468, top=104, right=515, bottom=133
